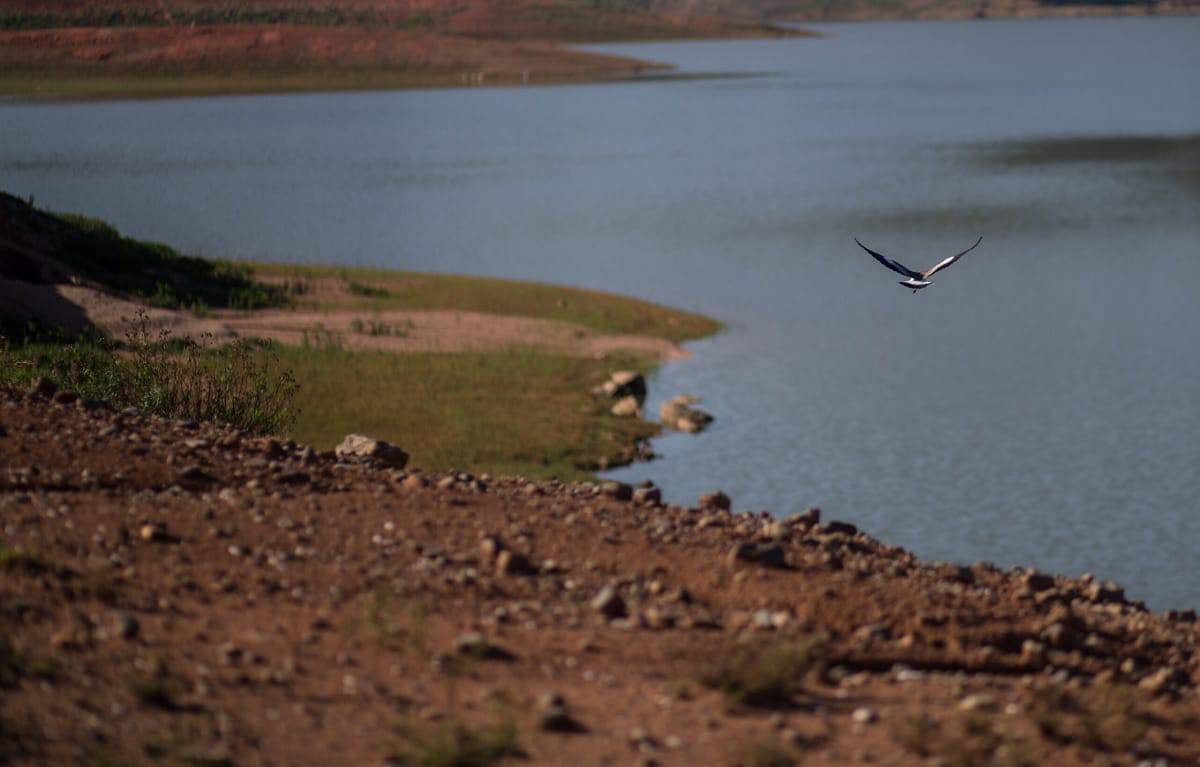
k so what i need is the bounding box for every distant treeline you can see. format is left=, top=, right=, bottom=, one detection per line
left=0, top=8, right=434, bottom=32
left=1039, top=0, right=1151, bottom=5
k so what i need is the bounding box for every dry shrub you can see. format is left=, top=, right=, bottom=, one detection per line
left=701, top=640, right=823, bottom=710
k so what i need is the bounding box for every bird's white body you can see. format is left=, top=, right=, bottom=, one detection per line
left=900, top=278, right=933, bottom=291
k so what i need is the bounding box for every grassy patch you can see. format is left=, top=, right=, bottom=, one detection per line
left=1030, top=683, right=1152, bottom=753
left=739, top=738, right=805, bottom=767
left=129, top=676, right=178, bottom=710
left=0, top=543, right=52, bottom=576
left=894, top=713, right=1030, bottom=767
left=281, top=345, right=657, bottom=480
left=347, top=281, right=392, bottom=299
left=354, top=586, right=429, bottom=656
left=700, top=640, right=823, bottom=710
left=388, top=717, right=523, bottom=767
left=0, top=314, right=298, bottom=435
left=252, top=262, right=720, bottom=343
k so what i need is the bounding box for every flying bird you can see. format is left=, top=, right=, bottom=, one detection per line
left=855, top=236, right=982, bottom=293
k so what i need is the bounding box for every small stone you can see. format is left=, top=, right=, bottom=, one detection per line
left=139, top=522, right=169, bottom=542
left=727, top=542, right=787, bottom=569
left=790, top=508, right=821, bottom=527
left=1139, top=667, right=1186, bottom=696
left=30, top=377, right=57, bottom=398
left=821, top=520, right=858, bottom=536
left=591, top=586, right=627, bottom=619
left=659, top=394, right=713, bottom=433
left=851, top=707, right=877, bottom=724
left=52, top=389, right=78, bottom=405
left=178, top=465, right=213, bottom=484
left=1021, top=571, right=1056, bottom=593
left=611, top=396, right=641, bottom=417
left=216, top=643, right=242, bottom=666
left=958, top=693, right=998, bottom=712
left=479, top=536, right=503, bottom=566
left=111, top=611, right=139, bottom=640
left=453, top=632, right=513, bottom=661
left=633, top=487, right=662, bottom=506
left=698, top=490, right=731, bottom=511
left=608, top=370, right=647, bottom=400
left=1020, top=639, right=1046, bottom=665
left=600, top=481, right=633, bottom=501
left=277, top=470, right=310, bottom=485
left=537, top=691, right=583, bottom=732
left=1086, top=580, right=1126, bottom=604
left=495, top=550, right=535, bottom=576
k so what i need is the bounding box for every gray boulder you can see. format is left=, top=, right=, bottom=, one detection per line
left=334, top=434, right=409, bottom=468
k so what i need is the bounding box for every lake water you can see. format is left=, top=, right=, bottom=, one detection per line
left=2, top=17, right=1199, bottom=609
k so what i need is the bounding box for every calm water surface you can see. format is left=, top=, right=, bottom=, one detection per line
left=3, top=18, right=1199, bottom=608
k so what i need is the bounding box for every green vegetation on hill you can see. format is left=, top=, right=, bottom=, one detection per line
left=0, top=192, right=286, bottom=313
left=0, top=319, right=298, bottom=436
left=0, top=8, right=436, bottom=32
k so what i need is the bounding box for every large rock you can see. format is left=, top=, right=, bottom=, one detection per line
left=610, top=396, right=641, bottom=418
left=334, top=434, right=409, bottom=468
left=604, top=370, right=647, bottom=401
left=659, top=394, right=714, bottom=434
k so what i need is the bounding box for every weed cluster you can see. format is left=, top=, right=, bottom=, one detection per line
left=700, top=640, right=823, bottom=709
left=894, top=712, right=1030, bottom=767
left=1031, top=683, right=1152, bottom=753
left=350, top=317, right=412, bottom=337
left=1, top=312, right=298, bottom=436
left=388, top=717, right=522, bottom=767
left=300, top=323, right=344, bottom=351
left=347, top=280, right=392, bottom=299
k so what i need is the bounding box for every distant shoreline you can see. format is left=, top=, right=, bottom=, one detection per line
left=1, top=7, right=1196, bottom=102
left=0, top=22, right=801, bottom=102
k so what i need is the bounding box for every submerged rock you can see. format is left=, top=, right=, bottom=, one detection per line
left=659, top=395, right=713, bottom=434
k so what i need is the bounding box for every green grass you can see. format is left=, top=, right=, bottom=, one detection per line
left=739, top=738, right=805, bottom=767
left=894, top=713, right=1030, bottom=767
left=389, top=718, right=523, bottom=767
left=0, top=317, right=298, bottom=436
left=700, top=641, right=823, bottom=710
left=0, top=543, right=52, bottom=576
left=252, top=262, right=720, bottom=343
left=1030, top=684, right=1153, bottom=754
left=0, top=64, right=664, bottom=102
left=281, top=345, right=658, bottom=479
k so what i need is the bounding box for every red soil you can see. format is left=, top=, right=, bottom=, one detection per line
left=2, top=384, right=1198, bottom=765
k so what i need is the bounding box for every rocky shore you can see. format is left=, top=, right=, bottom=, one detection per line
left=2, top=381, right=1198, bottom=765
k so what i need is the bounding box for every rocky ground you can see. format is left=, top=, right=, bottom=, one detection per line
left=2, top=381, right=1199, bottom=766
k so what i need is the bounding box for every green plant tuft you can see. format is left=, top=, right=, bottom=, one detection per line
left=0, top=311, right=298, bottom=436
left=700, top=640, right=823, bottom=710
left=389, top=717, right=522, bottom=767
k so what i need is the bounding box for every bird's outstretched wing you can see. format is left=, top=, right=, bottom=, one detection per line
left=855, top=238, right=923, bottom=280
left=921, top=236, right=982, bottom=279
